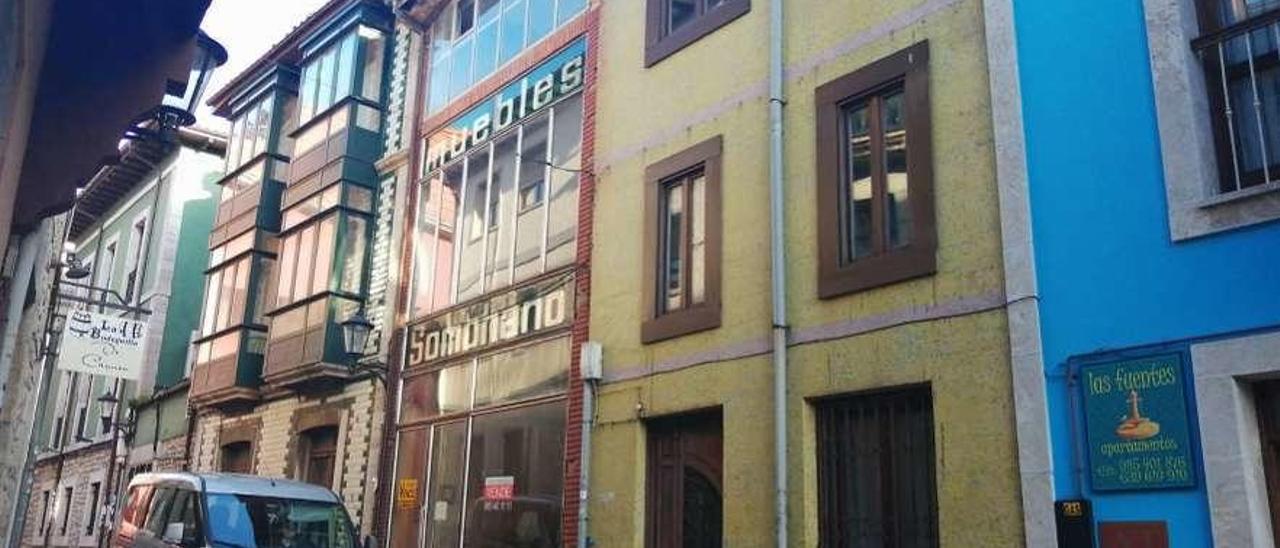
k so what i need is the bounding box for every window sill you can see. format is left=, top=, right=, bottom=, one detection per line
left=1198, top=180, right=1280, bottom=209
left=818, top=247, right=936, bottom=300
left=644, top=0, right=750, bottom=68
left=641, top=305, right=721, bottom=344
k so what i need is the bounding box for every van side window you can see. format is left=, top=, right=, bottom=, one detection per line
left=121, top=485, right=154, bottom=527
left=161, top=490, right=201, bottom=545
left=143, top=488, right=176, bottom=536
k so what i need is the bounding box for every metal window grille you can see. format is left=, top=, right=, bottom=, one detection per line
left=816, top=386, right=938, bottom=548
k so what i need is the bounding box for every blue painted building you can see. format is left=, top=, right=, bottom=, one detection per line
left=998, top=0, right=1280, bottom=545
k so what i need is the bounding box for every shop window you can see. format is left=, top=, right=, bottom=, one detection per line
left=423, top=0, right=587, bottom=115
left=462, top=400, right=565, bottom=546
left=645, top=409, right=723, bottom=548
left=297, top=426, right=339, bottom=488
left=815, top=41, right=935, bottom=299
left=410, top=96, right=580, bottom=318
left=815, top=386, right=938, bottom=547
left=221, top=441, right=254, bottom=474
left=644, top=0, right=749, bottom=67
left=642, top=135, right=722, bottom=343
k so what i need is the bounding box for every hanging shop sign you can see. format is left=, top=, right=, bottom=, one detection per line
left=57, top=310, right=146, bottom=380
left=404, top=272, right=575, bottom=368
left=422, top=37, right=586, bottom=174
left=1081, top=353, right=1195, bottom=491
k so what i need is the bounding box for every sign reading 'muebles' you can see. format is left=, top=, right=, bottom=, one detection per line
left=57, top=310, right=146, bottom=380
left=422, top=37, right=586, bottom=174
left=404, top=274, right=575, bottom=368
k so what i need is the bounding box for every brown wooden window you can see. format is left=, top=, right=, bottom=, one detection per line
left=1255, top=379, right=1280, bottom=545
left=815, top=41, right=935, bottom=299
left=298, top=425, right=339, bottom=488
left=643, top=136, right=722, bottom=343
left=644, top=0, right=750, bottom=67
left=646, top=409, right=723, bottom=548
left=220, top=441, right=255, bottom=474
left=816, top=386, right=938, bottom=548
left=1192, top=0, right=1280, bottom=193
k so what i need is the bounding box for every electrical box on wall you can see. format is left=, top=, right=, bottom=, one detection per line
left=580, top=341, right=602, bottom=381
left=1055, top=499, right=1095, bottom=548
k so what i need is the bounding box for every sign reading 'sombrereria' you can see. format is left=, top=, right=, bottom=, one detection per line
left=57, top=310, right=146, bottom=380
left=422, top=37, right=586, bottom=174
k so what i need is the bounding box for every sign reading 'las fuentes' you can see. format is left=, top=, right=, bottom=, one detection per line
left=57, top=310, right=146, bottom=380
left=1081, top=353, right=1196, bottom=491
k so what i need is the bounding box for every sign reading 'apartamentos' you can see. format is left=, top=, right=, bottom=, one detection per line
left=57, top=310, right=146, bottom=380
left=404, top=273, right=575, bottom=368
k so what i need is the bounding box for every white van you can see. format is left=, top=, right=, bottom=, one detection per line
left=112, top=472, right=360, bottom=548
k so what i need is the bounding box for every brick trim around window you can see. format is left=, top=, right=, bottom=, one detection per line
left=644, top=0, right=750, bottom=67
left=815, top=41, right=935, bottom=299
left=642, top=135, right=723, bottom=344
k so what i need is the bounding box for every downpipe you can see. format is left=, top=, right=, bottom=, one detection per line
left=767, top=0, right=789, bottom=547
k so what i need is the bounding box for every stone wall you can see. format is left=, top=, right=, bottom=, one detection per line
left=0, top=215, right=64, bottom=545
left=20, top=443, right=112, bottom=548
left=191, top=380, right=385, bottom=536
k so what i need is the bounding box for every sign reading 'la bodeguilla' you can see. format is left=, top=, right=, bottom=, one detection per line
left=422, top=37, right=586, bottom=174
left=404, top=273, right=575, bottom=368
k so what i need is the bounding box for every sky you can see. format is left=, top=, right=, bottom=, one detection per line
left=194, top=0, right=331, bottom=133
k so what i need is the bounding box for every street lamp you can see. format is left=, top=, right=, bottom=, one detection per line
left=63, top=255, right=91, bottom=280
left=124, top=31, right=227, bottom=141
left=340, top=306, right=386, bottom=385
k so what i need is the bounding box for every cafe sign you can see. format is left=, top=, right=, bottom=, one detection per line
left=1081, top=353, right=1196, bottom=491
left=404, top=273, right=575, bottom=368
left=422, top=37, right=586, bottom=175
left=57, top=310, right=146, bottom=380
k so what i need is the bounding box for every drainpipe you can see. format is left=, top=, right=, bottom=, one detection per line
left=577, top=342, right=602, bottom=548
left=767, top=0, right=789, bottom=547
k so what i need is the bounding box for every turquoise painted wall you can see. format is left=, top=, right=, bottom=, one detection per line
left=1014, top=0, right=1280, bottom=545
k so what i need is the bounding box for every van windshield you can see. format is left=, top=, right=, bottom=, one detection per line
left=204, top=493, right=355, bottom=548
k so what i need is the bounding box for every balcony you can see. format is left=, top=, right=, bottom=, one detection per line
left=189, top=328, right=265, bottom=411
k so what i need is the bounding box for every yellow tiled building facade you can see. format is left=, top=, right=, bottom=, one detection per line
left=585, top=0, right=1024, bottom=545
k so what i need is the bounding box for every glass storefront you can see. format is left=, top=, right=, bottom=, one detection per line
left=401, top=336, right=570, bottom=548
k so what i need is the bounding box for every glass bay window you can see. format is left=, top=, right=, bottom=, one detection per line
left=424, top=0, right=587, bottom=115
left=193, top=230, right=276, bottom=367
left=264, top=181, right=374, bottom=375
left=298, top=25, right=386, bottom=127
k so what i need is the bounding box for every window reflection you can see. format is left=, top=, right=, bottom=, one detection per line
left=411, top=97, right=580, bottom=319
left=462, top=400, right=565, bottom=546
